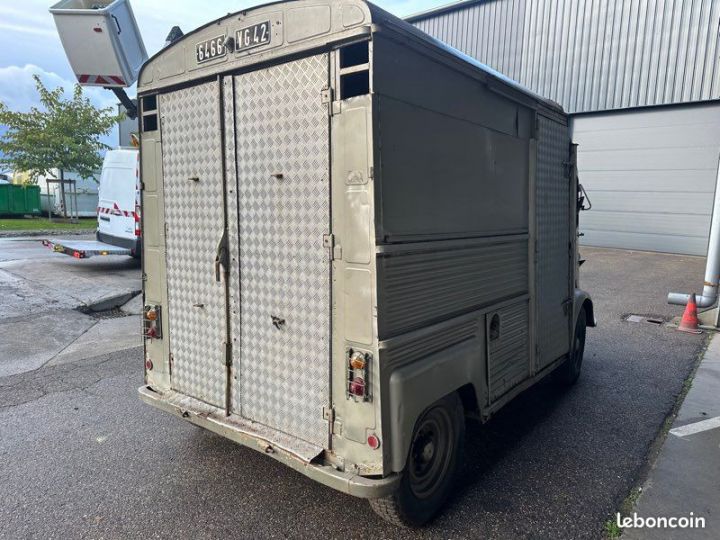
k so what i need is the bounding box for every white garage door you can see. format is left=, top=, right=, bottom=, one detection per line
left=572, top=102, right=720, bottom=256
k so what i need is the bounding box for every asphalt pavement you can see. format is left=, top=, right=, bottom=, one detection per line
left=625, top=334, right=720, bottom=540
left=0, top=246, right=710, bottom=539
left=0, top=236, right=142, bottom=377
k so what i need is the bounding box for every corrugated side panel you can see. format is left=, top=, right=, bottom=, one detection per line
left=231, top=54, right=331, bottom=448
left=488, top=300, right=529, bottom=402
left=536, top=115, right=571, bottom=367
left=377, top=239, right=528, bottom=339
left=161, top=81, right=227, bottom=407
left=411, top=0, right=720, bottom=113
left=381, top=318, right=479, bottom=371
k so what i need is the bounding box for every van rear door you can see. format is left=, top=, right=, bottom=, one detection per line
left=97, top=150, right=139, bottom=241
left=159, top=54, right=332, bottom=458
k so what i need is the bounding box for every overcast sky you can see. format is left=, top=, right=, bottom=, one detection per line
left=0, top=0, right=441, bottom=122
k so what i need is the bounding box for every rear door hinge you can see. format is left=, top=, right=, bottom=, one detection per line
left=321, top=87, right=333, bottom=104
left=323, top=233, right=341, bottom=260
left=324, top=405, right=341, bottom=435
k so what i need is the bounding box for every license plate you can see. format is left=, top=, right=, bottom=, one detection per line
left=195, top=34, right=227, bottom=64
left=235, top=21, right=271, bottom=52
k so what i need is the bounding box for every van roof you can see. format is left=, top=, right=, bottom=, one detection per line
left=138, top=0, right=563, bottom=114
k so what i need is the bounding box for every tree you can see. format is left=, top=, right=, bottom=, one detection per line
left=0, top=75, right=122, bottom=218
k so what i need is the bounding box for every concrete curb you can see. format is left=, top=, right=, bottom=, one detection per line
left=78, top=290, right=142, bottom=313
left=0, top=229, right=96, bottom=238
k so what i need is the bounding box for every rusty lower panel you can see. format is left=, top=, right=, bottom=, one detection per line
left=138, top=386, right=400, bottom=498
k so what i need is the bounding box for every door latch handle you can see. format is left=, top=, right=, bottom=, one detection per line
left=214, top=229, right=229, bottom=282
left=577, top=183, right=592, bottom=211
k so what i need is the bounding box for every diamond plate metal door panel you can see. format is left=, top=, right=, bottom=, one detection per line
left=231, top=54, right=331, bottom=448
left=536, top=114, right=572, bottom=368
left=161, top=82, right=227, bottom=407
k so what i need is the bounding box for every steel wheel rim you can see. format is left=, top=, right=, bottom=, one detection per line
left=408, top=406, right=454, bottom=499
left=573, top=333, right=584, bottom=371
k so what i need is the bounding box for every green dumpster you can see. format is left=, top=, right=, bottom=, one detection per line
left=23, top=185, right=41, bottom=215
left=9, top=185, right=26, bottom=215
left=0, top=184, right=9, bottom=215
left=0, top=184, right=41, bottom=216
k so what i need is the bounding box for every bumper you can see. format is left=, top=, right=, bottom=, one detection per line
left=96, top=231, right=141, bottom=255
left=138, top=385, right=400, bottom=499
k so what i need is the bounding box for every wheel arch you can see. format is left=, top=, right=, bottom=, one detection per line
left=386, top=339, right=479, bottom=473
left=574, top=288, right=596, bottom=328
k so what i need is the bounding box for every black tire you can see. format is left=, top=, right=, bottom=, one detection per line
left=369, top=392, right=465, bottom=527
left=556, top=308, right=587, bottom=386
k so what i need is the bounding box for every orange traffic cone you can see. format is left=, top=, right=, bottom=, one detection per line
left=678, top=293, right=702, bottom=334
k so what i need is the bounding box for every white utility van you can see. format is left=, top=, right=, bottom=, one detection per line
left=96, top=148, right=141, bottom=256
left=42, top=148, right=141, bottom=259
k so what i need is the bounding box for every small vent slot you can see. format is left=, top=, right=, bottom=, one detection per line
left=142, top=94, right=157, bottom=112
left=141, top=94, right=158, bottom=133
left=142, top=114, right=158, bottom=132
left=340, top=41, right=369, bottom=68
left=340, top=70, right=370, bottom=100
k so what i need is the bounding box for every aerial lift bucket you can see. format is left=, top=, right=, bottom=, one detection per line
left=49, top=0, right=147, bottom=88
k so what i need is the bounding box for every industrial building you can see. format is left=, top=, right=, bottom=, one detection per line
left=408, top=0, right=720, bottom=255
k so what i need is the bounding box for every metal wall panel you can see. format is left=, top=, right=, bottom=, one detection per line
left=377, top=239, right=528, bottom=339
left=573, top=102, right=720, bottom=255
left=487, top=300, right=529, bottom=402
left=535, top=115, right=571, bottom=367
left=161, top=81, right=227, bottom=407
left=231, top=54, right=331, bottom=448
left=409, top=0, right=720, bottom=113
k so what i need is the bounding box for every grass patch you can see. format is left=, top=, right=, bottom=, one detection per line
left=0, top=217, right=96, bottom=231
left=604, top=518, right=623, bottom=539
left=603, top=488, right=643, bottom=538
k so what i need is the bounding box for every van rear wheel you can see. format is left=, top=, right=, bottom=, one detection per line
left=369, top=392, right=464, bottom=527
left=556, top=309, right=587, bottom=386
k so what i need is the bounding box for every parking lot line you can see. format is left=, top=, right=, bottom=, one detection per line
left=669, top=416, right=720, bottom=438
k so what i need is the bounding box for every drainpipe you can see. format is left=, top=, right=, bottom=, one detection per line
left=668, top=162, right=720, bottom=308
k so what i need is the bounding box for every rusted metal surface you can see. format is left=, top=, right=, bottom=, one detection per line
left=138, top=385, right=402, bottom=498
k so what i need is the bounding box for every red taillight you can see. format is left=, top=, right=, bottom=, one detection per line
left=73, top=251, right=83, bottom=259
left=347, top=350, right=371, bottom=400
left=349, top=377, right=365, bottom=397
left=93, top=27, right=102, bottom=33
left=143, top=305, right=162, bottom=339
left=145, top=358, right=153, bottom=370
left=135, top=199, right=141, bottom=237
left=367, top=434, right=380, bottom=450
